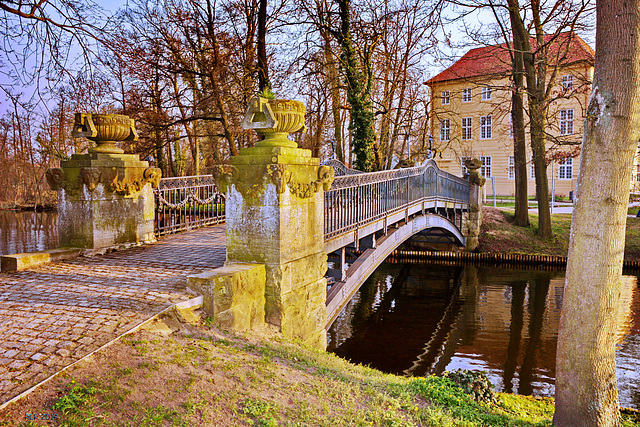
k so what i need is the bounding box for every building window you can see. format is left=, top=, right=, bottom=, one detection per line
left=508, top=155, right=515, bottom=179
left=440, top=119, right=450, bottom=141
left=560, top=109, right=574, bottom=135
left=531, top=156, right=536, bottom=179
left=461, top=156, right=471, bottom=175
left=481, top=156, right=491, bottom=178
left=562, top=75, right=573, bottom=90
left=441, top=91, right=450, bottom=105
left=481, top=87, right=491, bottom=100
left=559, top=158, right=573, bottom=180
left=462, top=88, right=472, bottom=102
left=480, top=115, right=492, bottom=139
left=462, top=117, right=472, bottom=140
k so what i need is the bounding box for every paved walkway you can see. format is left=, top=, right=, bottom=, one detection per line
left=0, top=225, right=226, bottom=405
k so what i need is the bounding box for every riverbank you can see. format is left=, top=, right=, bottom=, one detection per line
left=1, top=308, right=637, bottom=427
left=478, top=207, right=640, bottom=262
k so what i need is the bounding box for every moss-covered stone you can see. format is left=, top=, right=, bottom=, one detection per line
left=52, top=152, right=157, bottom=250
left=187, top=263, right=266, bottom=332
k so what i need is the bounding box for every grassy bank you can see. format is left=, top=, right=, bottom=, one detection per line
left=0, top=309, right=637, bottom=427
left=479, top=207, right=640, bottom=262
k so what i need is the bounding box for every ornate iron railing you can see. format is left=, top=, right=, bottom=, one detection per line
left=154, top=175, right=225, bottom=236
left=322, top=159, right=363, bottom=176
left=324, top=160, right=469, bottom=240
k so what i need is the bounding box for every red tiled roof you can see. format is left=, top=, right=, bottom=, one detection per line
left=426, top=32, right=594, bottom=85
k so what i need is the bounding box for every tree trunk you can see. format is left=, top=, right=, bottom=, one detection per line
left=257, top=0, right=270, bottom=92
left=321, top=29, right=344, bottom=162
left=335, top=0, right=377, bottom=172
left=507, top=0, right=552, bottom=237
left=509, top=10, right=529, bottom=227
left=553, top=1, right=640, bottom=424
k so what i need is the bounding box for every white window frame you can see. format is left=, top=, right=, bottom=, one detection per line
left=480, top=156, right=492, bottom=178
left=560, top=109, right=574, bottom=135
left=462, top=117, right=472, bottom=140
left=508, top=155, right=515, bottom=180
left=481, top=87, right=492, bottom=100
left=562, top=75, right=573, bottom=90
left=559, top=157, right=573, bottom=180
left=461, top=156, right=471, bottom=176
left=440, top=119, right=450, bottom=141
left=441, top=90, right=450, bottom=105
left=480, top=115, right=492, bottom=139
left=462, top=88, right=472, bottom=102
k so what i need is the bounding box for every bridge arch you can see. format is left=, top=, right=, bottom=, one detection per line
left=325, top=213, right=464, bottom=328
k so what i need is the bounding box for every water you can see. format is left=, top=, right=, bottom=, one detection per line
left=0, top=210, right=58, bottom=256
left=327, top=262, right=640, bottom=409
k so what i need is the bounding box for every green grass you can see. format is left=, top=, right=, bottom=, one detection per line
left=4, top=319, right=638, bottom=426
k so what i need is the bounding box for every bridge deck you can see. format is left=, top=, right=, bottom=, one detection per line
left=0, top=225, right=226, bottom=406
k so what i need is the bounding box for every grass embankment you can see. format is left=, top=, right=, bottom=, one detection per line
left=4, top=309, right=637, bottom=427
left=479, top=207, right=640, bottom=262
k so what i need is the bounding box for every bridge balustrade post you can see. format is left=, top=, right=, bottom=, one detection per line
left=45, top=114, right=160, bottom=253
left=461, top=158, right=486, bottom=251
left=209, top=97, right=333, bottom=350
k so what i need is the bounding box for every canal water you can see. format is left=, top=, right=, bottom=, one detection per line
left=327, top=262, right=640, bottom=409
left=0, top=210, right=58, bottom=256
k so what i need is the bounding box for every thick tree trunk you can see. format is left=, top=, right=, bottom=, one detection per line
left=507, top=0, right=552, bottom=237
left=553, top=1, right=640, bottom=425
left=509, top=14, right=529, bottom=227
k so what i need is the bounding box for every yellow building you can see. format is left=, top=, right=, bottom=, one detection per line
left=426, top=33, right=594, bottom=198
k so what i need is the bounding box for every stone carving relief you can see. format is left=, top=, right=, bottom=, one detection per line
left=46, top=166, right=162, bottom=196
left=213, top=163, right=334, bottom=200
left=287, top=165, right=335, bottom=199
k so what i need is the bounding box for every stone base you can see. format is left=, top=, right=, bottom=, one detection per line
left=1, top=248, right=81, bottom=272
left=280, top=277, right=327, bottom=349
left=49, top=152, right=159, bottom=250
left=58, top=184, right=155, bottom=250
left=187, top=263, right=266, bottom=332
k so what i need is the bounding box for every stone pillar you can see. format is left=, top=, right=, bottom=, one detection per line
left=462, top=158, right=485, bottom=251
left=213, top=98, right=333, bottom=349
left=46, top=114, right=161, bottom=252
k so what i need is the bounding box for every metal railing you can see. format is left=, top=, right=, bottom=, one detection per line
left=324, top=159, right=470, bottom=240
left=154, top=175, right=225, bottom=236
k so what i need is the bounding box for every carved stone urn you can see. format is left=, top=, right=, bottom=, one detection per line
left=72, top=113, right=138, bottom=154
left=241, top=97, right=306, bottom=148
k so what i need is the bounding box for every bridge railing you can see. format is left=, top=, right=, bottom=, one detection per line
left=154, top=175, right=225, bottom=236
left=324, top=160, right=469, bottom=240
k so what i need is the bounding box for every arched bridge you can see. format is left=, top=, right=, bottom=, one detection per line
left=321, top=160, right=470, bottom=327
left=154, top=159, right=472, bottom=329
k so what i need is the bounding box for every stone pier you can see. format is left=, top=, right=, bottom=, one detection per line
left=461, top=158, right=485, bottom=251
left=192, top=97, right=332, bottom=349
left=46, top=113, right=161, bottom=252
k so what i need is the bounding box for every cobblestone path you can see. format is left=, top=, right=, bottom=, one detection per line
left=0, top=225, right=226, bottom=405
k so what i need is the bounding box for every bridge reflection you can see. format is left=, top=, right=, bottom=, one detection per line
left=327, top=262, right=640, bottom=407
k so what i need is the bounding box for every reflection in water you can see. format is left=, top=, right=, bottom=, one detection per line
left=0, top=210, right=58, bottom=256
left=327, top=262, right=640, bottom=409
